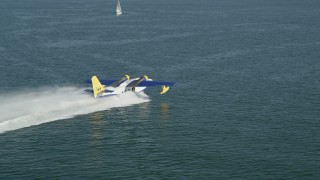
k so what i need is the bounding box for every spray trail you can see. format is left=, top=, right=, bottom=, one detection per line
left=0, top=86, right=150, bottom=133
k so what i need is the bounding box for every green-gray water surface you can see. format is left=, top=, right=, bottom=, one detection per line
left=1, top=0, right=320, bottom=179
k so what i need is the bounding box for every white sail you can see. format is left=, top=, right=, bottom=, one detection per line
left=116, top=0, right=122, bottom=16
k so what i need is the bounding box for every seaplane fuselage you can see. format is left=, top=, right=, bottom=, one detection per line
left=102, top=78, right=149, bottom=96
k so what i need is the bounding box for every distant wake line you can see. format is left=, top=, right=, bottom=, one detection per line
left=0, top=87, right=149, bottom=133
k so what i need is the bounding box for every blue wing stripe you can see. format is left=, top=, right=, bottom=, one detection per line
left=86, top=79, right=176, bottom=87
left=136, top=81, right=176, bottom=87
left=85, top=79, right=117, bottom=85
left=84, top=89, right=114, bottom=93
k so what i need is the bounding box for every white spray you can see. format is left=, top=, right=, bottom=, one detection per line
left=0, top=86, right=150, bottom=133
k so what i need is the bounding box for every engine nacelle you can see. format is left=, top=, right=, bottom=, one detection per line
left=110, top=74, right=130, bottom=87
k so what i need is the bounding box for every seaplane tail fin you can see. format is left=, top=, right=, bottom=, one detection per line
left=92, top=76, right=105, bottom=98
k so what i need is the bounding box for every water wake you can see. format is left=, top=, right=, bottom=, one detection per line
left=0, top=86, right=150, bottom=133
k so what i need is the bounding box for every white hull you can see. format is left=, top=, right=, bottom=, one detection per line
left=98, top=78, right=149, bottom=97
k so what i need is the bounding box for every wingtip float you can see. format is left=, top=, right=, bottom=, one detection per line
left=160, top=86, right=170, bottom=94
left=86, top=75, right=176, bottom=98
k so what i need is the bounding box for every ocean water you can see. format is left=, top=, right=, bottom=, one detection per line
left=1, top=0, right=320, bottom=179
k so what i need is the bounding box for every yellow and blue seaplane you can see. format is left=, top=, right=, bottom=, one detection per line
left=85, top=75, right=175, bottom=98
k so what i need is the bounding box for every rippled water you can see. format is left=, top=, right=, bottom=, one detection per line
left=1, top=0, right=320, bottom=179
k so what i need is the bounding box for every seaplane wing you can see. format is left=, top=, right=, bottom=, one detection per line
left=85, top=79, right=116, bottom=85
left=85, top=75, right=175, bottom=98
left=135, top=81, right=176, bottom=87
left=88, top=79, right=176, bottom=87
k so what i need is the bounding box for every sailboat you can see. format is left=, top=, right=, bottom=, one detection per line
left=116, top=0, right=122, bottom=16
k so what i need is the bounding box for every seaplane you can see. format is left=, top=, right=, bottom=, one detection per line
left=85, top=75, right=176, bottom=98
